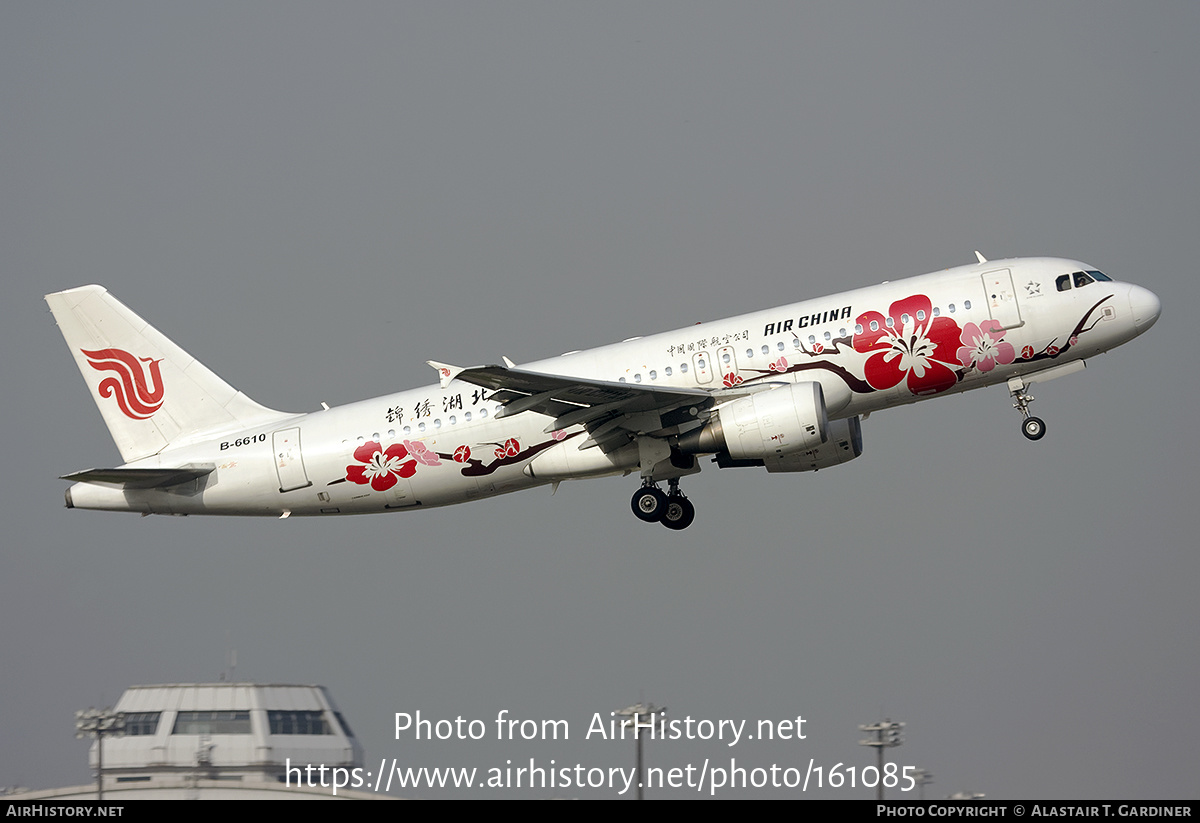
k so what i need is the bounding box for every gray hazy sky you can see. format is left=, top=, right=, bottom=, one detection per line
left=3, top=2, right=1197, bottom=799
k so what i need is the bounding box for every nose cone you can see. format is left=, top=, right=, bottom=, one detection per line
left=1128, top=284, right=1161, bottom=333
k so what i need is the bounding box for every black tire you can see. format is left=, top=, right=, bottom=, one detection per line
left=661, top=496, right=696, bottom=530
left=631, top=487, right=669, bottom=522
left=1022, top=416, right=1046, bottom=441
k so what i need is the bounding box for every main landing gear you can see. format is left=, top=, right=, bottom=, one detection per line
left=631, top=478, right=696, bottom=530
left=1010, top=378, right=1046, bottom=441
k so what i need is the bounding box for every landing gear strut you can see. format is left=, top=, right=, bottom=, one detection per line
left=1010, top=378, right=1046, bottom=441
left=630, top=479, right=696, bottom=529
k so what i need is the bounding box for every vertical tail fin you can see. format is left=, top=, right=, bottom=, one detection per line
left=46, top=285, right=290, bottom=462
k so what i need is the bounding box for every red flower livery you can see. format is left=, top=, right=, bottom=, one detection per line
left=345, top=441, right=418, bottom=491
left=495, top=438, right=521, bottom=459
left=452, top=445, right=472, bottom=463
left=854, top=296, right=961, bottom=396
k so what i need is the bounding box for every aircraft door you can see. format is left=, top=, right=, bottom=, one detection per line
left=692, top=351, right=714, bottom=384
left=716, top=345, right=739, bottom=383
left=981, top=269, right=1024, bottom=329
left=273, top=428, right=312, bottom=492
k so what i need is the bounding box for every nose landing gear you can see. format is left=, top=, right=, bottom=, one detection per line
left=1010, top=377, right=1046, bottom=441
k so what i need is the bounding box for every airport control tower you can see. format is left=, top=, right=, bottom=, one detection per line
left=9, top=683, right=391, bottom=800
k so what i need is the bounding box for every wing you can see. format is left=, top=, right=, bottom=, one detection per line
left=428, top=360, right=777, bottom=452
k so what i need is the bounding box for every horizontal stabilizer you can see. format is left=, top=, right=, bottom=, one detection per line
left=61, top=466, right=215, bottom=489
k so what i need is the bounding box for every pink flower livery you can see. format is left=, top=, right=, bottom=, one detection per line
left=956, top=321, right=1015, bottom=373
left=345, top=441, right=418, bottom=491
left=768, top=357, right=789, bottom=373
left=403, top=439, right=441, bottom=467
left=854, top=295, right=961, bottom=396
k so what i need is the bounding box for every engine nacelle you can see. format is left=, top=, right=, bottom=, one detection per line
left=762, top=415, right=863, bottom=472
left=678, top=382, right=828, bottom=460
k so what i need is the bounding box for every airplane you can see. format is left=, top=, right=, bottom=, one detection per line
left=46, top=254, right=1160, bottom=529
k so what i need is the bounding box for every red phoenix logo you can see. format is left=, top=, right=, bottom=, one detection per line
left=81, top=348, right=165, bottom=420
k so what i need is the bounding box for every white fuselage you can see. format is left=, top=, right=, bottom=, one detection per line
left=63, top=257, right=1159, bottom=517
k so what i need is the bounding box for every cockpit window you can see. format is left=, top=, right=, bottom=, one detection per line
left=1056, top=274, right=1072, bottom=292
left=1087, top=270, right=1112, bottom=282
left=1073, top=271, right=1095, bottom=288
